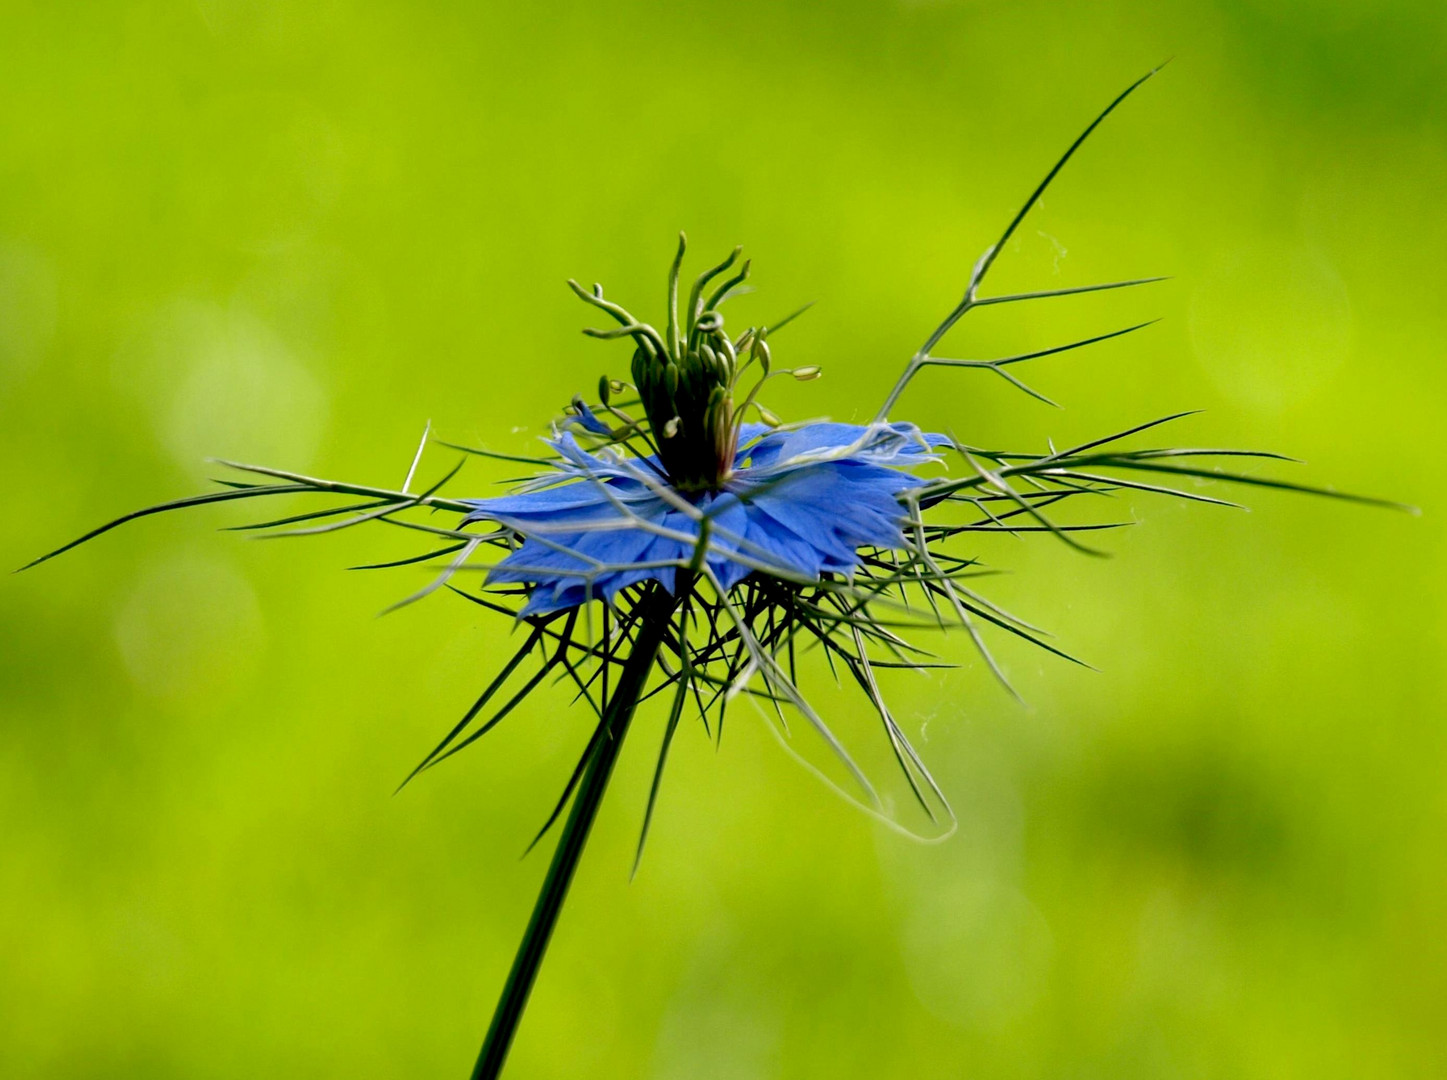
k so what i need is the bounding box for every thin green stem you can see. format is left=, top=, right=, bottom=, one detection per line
left=469, top=582, right=681, bottom=1080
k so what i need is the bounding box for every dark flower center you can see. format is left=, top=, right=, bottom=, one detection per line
left=632, top=333, right=738, bottom=492
left=569, top=234, right=810, bottom=494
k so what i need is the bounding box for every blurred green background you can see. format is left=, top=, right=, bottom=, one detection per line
left=2, top=1, right=1442, bottom=1076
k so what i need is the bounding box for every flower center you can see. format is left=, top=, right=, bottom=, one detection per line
left=570, top=234, right=814, bottom=493
left=632, top=330, right=739, bottom=492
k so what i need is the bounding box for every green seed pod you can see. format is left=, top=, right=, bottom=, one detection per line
left=752, top=337, right=771, bottom=376
left=716, top=334, right=737, bottom=373
left=700, top=343, right=724, bottom=381
left=598, top=375, right=611, bottom=405
left=630, top=346, right=650, bottom=393
left=792, top=366, right=821, bottom=381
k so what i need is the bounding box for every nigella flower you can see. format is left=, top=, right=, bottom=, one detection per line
left=23, top=70, right=1406, bottom=1080
left=466, top=421, right=949, bottom=616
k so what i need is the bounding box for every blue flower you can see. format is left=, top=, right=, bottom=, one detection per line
left=464, top=421, right=950, bottom=615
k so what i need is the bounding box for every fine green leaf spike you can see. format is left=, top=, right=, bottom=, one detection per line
left=874, top=62, right=1170, bottom=423
left=16, top=484, right=310, bottom=572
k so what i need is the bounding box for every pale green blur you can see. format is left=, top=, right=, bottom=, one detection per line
left=2, top=2, right=1443, bottom=1077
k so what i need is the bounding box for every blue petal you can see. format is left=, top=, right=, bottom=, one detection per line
left=565, top=401, right=612, bottom=436
left=741, top=421, right=945, bottom=471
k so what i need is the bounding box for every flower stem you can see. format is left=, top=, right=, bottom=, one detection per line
left=469, top=584, right=679, bottom=1080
